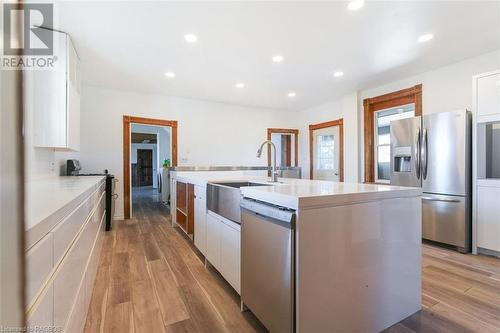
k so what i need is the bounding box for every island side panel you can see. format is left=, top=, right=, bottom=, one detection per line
left=296, top=196, right=421, bottom=333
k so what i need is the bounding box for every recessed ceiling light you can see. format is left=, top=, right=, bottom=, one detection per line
left=164, top=71, right=175, bottom=78
left=235, top=82, right=245, bottom=88
left=288, top=92, right=296, bottom=98
left=184, top=33, right=198, bottom=43
left=347, top=0, right=365, bottom=11
left=272, top=55, right=284, bottom=63
left=418, top=33, right=434, bottom=43
left=333, top=71, right=344, bottom=78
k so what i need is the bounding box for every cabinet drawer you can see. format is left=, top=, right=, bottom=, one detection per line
left=52, top=187, right=104, bottom=265
left=53, top=202, right=101, bottom=328
left=85, top=210, right=106, bottom=301
left=65, top=275, right=86, bottom=333
left=477, top=186, right=500, bottom=252
left=27, top=283, right=54, bottom=329
left=26, top=233, right=53, bottom=306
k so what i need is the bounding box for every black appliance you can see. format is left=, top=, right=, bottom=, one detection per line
left=66, top=159, right=116, bottom=231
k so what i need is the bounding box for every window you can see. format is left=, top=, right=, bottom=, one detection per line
left=374, top=104, right=415, bottom=183
left=316, top=134, right=335, bottom=170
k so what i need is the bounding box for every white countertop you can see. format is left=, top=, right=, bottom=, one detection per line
left=25, top=176, right=105, bottom=249
left=172, top=171, right=421, bottom=210
left=241, top=180, right=421, bottom=209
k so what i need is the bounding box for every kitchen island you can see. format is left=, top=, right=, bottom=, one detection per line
left=170, top=171, right=422, bottom=333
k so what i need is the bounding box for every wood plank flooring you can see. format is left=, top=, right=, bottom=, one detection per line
left=84, top=188, right=266, bottom=333
left=85, top=189, right=500, bottom=333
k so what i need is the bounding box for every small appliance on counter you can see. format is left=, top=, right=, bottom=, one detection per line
left=66, top=159, right=117, bottom=231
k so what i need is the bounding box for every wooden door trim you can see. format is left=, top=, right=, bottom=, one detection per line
left=363, top=84, right=422, bottom=183
left=308, top=119, right=344, bottom=181
left=266, top=128, right=299, bottom=169
left=123, top=115, right=178, bottom=219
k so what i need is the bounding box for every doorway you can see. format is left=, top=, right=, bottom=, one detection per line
left=136, top=149, right=153, bottom=186
left=123, top=116, right=178, bottom=219
left=267, top=128, right=299, bottom=168
left=309, top=119, right=344, bottom=181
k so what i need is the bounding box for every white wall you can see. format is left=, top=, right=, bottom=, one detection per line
left=24, top=50, right=500, bottom=218
left=297, top=93, right=359, bottom=182
left=78, top=86, right=297, bottom=219
left=357, top=50, right=500, bottom=181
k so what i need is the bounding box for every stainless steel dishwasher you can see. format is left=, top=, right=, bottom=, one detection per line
left=240, top=198, right=296, bottom=333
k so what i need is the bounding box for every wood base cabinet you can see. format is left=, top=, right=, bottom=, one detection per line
left=175, top=181, right=194, bottom=235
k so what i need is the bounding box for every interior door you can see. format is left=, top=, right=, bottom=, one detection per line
left=137, top=149, right=153, bottom=186
left=312, top=126, right=340, bottom=181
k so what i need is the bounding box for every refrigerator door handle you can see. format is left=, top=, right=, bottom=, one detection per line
left=422, top=196, right=461, bottom=203
left=415, top=129, right=421, bottom=179
left=422, top=128, right=428, bottom=180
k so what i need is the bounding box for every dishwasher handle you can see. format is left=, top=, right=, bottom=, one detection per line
left=240, top=198, right=295, bottom=225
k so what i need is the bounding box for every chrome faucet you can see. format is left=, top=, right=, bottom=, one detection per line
left=256, top=140, right=279, bottom=182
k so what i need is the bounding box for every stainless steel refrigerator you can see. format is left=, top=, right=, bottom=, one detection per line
left=390, top=109, right=472, bottom=252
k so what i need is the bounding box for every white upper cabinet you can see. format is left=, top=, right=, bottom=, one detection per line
left=475, top=71, right=500, bottom=122
left=27, top=30, right=81, bottom=151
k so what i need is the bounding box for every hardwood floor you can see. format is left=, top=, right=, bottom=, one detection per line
left=84, top=188, right=266, bottom=333
left=85, top=190, right=500, bottom=333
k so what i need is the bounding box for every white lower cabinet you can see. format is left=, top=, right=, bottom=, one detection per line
left=194, top=185, right=207, bottom=255
left=206, top=212, right=221, bottom=270
left=219, top=220, right=241, bottom=294
left=26, top=233, right=53, bottom=307
left=206, top=211, right=241, bottom=294
left=477, top=186, right=500, bottom=252
left=27, top=180, right=105, bottom=333
left=27, top=284, right=54, bottom=329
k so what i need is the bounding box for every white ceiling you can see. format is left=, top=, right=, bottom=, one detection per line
left=56, top=1, right=500, bottom=111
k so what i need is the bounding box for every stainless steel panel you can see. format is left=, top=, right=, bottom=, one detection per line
left=390, top=116, right=422, bottom=187
left=422, top=110, right=471, bottom=196
left=170, top=165, right=301, bottom=173
left=206, top=182, right=271, bottom=223
left=207, top=183, right=243, bottom=223
left=241, top=205, right=294, bottom=333
left=422, top=193, right=470, bottom=251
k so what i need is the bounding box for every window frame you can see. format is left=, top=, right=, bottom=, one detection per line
left=373, top=107, right=415, bottom=184
left=316, top=134, right=335, bottom=171
left=363, top=84, right=422, bottom=183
